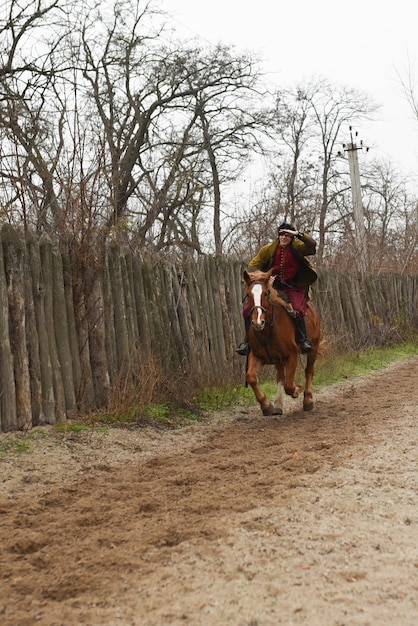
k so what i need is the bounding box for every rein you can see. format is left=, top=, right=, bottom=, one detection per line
left=250, top=304, right=266, bottom=315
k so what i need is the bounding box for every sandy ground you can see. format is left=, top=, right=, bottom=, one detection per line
left=1, top=357, right=418, bottom=626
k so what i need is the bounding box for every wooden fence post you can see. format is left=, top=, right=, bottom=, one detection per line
left=39, top=235, right=66, bottom=423
left=0, top=232, right=17, bottom=432
left=2, top=225, right=32, bottom=430
left=1, top=233, right=418, bottom=433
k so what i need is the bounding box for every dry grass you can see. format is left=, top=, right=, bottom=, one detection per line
left=106, top=348, right=243, bottom=418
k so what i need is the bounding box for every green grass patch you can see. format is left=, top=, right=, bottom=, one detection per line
left=53, top=422, right=108, bottom=435
left=255, top=341, right=418, bottom=400
left=54, top=423, right=91, bottom=433
left=314, top=342, right=417, bottom=388
left=195, top=384, right=254, bottom=411
left=196, top=341, right=418, bottom=411
left=90, top=402, right=200, bottom=428
left=141, top=402, right=199, bottom=423
left=0, top=436, right=33, bottom=455
left=89, top=406, right=139, bottom=425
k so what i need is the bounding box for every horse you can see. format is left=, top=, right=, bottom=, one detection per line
left=243, top=269, right=321, bottom=416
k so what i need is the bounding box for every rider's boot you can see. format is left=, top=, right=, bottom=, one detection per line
left=236, top=317, right=251, bottom=356
left=294, top=316, right=313, bottom=354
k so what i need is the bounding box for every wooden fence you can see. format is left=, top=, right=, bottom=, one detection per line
left=1, top=225, right=417, bottom=432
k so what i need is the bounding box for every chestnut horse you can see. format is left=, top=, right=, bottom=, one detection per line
left=243, top=270, right=321, bottom=416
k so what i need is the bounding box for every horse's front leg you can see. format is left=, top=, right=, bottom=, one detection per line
left=246, top=354, right=280, bottom=416
left=283, top=351, right=303, bottom=399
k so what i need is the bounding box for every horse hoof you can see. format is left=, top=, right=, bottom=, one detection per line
left=291, top=384, right=303, bottom=399
left=262, top=404, right=283, bottom=417
left=303, top=402, right=314, bottom=412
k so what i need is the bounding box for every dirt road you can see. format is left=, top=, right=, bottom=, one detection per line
left=1, top=358, right=418, bottom=626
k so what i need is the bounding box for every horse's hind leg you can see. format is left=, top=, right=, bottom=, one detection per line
left=303, top=305, right=321, bottom=411
left=303, top=350, right=317, bottom=411
left=272, top=364, right=285, bottom=415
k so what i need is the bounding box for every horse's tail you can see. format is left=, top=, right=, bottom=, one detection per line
left=316, top=338, right=327, bottom=359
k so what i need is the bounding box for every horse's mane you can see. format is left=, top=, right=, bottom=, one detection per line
left=270, top=288, right=288, bottom=309
left=245, top=270, right=268, bottom=284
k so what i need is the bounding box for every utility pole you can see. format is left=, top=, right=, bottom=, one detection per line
left=338, top=127, right=369, bottom=272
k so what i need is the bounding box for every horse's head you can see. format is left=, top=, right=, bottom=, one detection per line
left=243, top=270, right=272, bottom=331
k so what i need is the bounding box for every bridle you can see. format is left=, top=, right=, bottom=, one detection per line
left=248, top=282, right=276, bottom=355
left=250, top=303, right=267, bottom=315
left=248, top=282, right=273, bottom=326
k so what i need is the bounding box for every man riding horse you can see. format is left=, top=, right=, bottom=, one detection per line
left=236, top=222, right=318, bottom=355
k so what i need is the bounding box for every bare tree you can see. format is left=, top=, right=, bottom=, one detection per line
left=272, top=85, right=319, bottom=223
left=77, top=0, right=267, bottom=253
left=224, top=78, right=381, bottom=266
left=362, top=159, right=418, bottom=272
left=1, top=0, right=61, bottom=78
left=298, top=79, right=377, bottom=262
left=397, top=56, right=418, bottom=122
left=0, top=0, right=268, bottom=256
left=0, top=0, right=82, bottom=234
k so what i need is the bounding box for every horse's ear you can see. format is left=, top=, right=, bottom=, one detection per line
left=243, top=270, right=250, bottom=282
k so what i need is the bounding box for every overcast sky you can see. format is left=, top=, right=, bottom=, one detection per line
left=161, top=0, right=418, bottom=183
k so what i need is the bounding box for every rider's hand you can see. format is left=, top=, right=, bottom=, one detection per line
left=279, top=229, right=299, bottom=238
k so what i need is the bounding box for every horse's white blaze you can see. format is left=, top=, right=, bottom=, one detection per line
left=273, top=380, right=284, bottom=411
left=252, top=284, right=263, bottom=326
